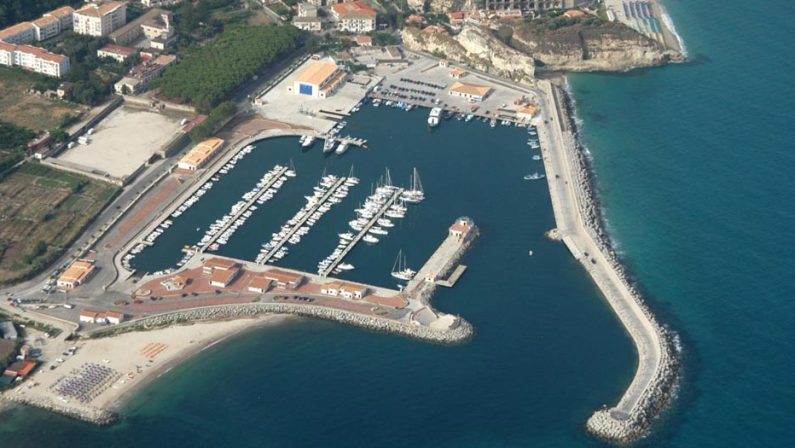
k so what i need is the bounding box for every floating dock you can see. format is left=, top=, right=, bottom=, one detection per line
left=319, top=187, right=404, bottom=277
left=199, top=165, right=289, bottom=253
left=258, top=176, right=348, bottom=264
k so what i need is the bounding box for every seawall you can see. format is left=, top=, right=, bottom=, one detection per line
left=88, top=303, right=474, bottom=346
left=537, top=79, right=680, bottom=444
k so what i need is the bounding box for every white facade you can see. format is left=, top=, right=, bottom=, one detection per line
left=0, top=43, right=70, bottom=78
left=74, top=2, right=127, bottom=37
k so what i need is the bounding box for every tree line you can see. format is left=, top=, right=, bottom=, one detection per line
left=157, top=25, right=302, bottom=113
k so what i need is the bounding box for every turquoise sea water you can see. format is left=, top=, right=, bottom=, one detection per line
left=3, top=0, right=795, bottom=445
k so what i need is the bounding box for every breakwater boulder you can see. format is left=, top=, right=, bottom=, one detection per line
left=91, top=303, right=474, bottom=345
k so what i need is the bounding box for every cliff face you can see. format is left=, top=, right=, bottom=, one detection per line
left=400, top=17, right=684, bottom=77
left=401, top=25, right=535, bottom=82
left=507, top=17, right=684, bottom=72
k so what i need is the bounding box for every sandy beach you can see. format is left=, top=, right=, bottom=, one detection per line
left=3, top=315, right=291, bottom=421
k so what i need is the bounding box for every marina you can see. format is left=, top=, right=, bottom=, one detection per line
left=318, top=186, right=405, bottom=277
left=256, top=174, right=351, bottom=265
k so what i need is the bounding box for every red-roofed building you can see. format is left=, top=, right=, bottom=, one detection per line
left=353, top=35, right=372, bottom=46
left=3, top=360, right=37, bottom=379
left=97, top=44, right=137, bottom=62
left=210, top=268, right=239, bottom=288
left=449, top=217, right=474, bottom=239
left=264, top=269, right=305, bottom=290
left=0, top=42, right=70, bottom=77
left=331, top=1, right=376, bottom=33
left=247, top=275, right=273, bottom=294
left=74, top=2, right=127, bottom=37
left=203, top=258, right=239, bottom=274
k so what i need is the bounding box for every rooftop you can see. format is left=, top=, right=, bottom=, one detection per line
left=32, top=15, right=60, bottom=27
left=75, top=1, right=126, bottom=18
left=59, top=260, right=95, bottom=284
left=331, top=1, right=376, bottom=19
left=264, top=269, right=304, bottom=284
left=0, top=22, right=34, bottom=41
left=204, top=256, right=238, bottom=271
left=449, top=81, right=492, bottom=97
left=99, top=43, right=137, bottom=57
left=295, top=61, right=340, bottom=86
left=46, top=6, right=76, bottom=19
left=15, top=44, right=68, bottom=63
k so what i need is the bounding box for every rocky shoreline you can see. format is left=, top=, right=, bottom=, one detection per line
left=553, top=84, right=681, bottom=444
left=2, top=394, right=119, bottom=426
left=92, top=302, right=474, bottom=346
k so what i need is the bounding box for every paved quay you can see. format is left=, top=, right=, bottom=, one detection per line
left=536, top=79, right=678, bottom=444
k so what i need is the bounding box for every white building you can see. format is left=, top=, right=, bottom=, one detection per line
left=288, top=60, right=346, bottom=98
left=74, top=2, right=127, bottom=37
left=0, top=42, right=70, bottom=78
left=0, top=22, right=36, bottom=45
left=331, top=1, right=377, bottom=33
left=292, top=17, right=322, bottom=32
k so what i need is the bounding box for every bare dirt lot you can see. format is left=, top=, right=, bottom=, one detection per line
left=0, top=68, right=86, bottom=132
left=0, top=163, right=118, bottom=285
left=57, top=107, right=185, bottom=179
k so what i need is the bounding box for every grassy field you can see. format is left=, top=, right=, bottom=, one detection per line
left=0, top=68, right=86, bottom=132
left=0, top=163, right=118, bottom=285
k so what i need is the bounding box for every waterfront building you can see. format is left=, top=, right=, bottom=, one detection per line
left=331, top=1, right=376, bottom=33
left=177, top=138, right=225, bottom=171
left=203, top=258, right=239, bottom=274
left=0, top=22, right=36, bottom=44
left=321, top=281, right=369, bottom=299
left=210, top=268, right=239, bottom=288
left=161, top=274, right=187, bottom=291
left=57, top=259, right=96, bottom=289
left=73, top=2, right=128, bottom=37
left=263, top=269, right=304, bottom=290
left=247, top=275, right=273, bottom=294
left=288, top=60, right=346, bottom=98
left=448, top=81, right=492, bottom=102
left=450, top=67, right=467, bottom=79
left=97, top=44, right=137, bottom=62
left=449, top=217, right=475, bottom=239
left=79, top=310, right=125, bottom=324
left=516, top=104, right=539, bottom=120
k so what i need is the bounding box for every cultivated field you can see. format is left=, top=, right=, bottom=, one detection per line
left=0, top=163, right=118, bottom=285
left=0, top=68, right=86, bottom=132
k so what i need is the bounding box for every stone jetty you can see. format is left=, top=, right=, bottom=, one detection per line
left=538, top=80, right=680, bottom=445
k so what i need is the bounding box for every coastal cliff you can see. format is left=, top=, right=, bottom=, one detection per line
left=507, top=16, right=684, bottom=72
left=401, top=25, right=536, bottom=82
left=401, top=16, right=683, bottom=76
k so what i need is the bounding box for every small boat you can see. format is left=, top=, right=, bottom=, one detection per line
left=302, top=136, right=315, bottom=148
left=532, top=155, right=542, bottom=161
left=323, top=137, right=336, bottom=153
left=363, top=234, right=379, bottom=244
left=335, top=141, right=349, bottom=155
left=524, top=173, right=546, bottom=180
left=338, top=263, right=355, bottom=271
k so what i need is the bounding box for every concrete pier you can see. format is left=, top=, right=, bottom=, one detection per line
left=199, top=165, right=289, bottom=252
left=320, top=187, right=404, bottom=277
left=407, top=217, right=478, bottom=299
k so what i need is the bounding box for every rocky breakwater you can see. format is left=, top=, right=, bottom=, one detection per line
left=2, top=393, right=118, bottom=425
left=95, top=303, right=473, bottom=345
left=549, top=84, right=681, bottom=444
left=401, top=25, right=535, bottom=83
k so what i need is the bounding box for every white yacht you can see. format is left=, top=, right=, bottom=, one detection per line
left=428, top=107, right=442, bottom=127
left=390, top=250, right=416, bottom=281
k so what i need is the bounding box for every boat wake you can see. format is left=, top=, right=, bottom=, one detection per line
left=659, top=4, right=688, bottom=57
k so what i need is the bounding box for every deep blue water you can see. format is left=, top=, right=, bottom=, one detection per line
left=3, top=0, right=795, bottom=445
